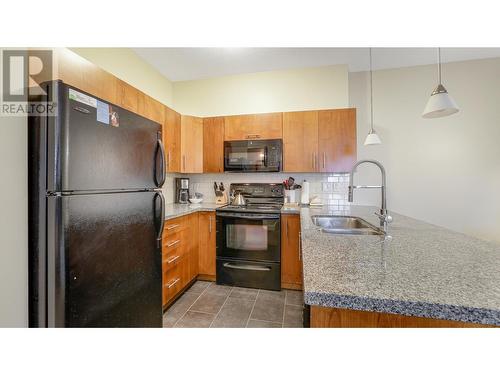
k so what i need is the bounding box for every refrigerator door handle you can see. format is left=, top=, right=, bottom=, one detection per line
left=155, top=191, right=165, bottom=245
left=155, top=134, right=166, bottom=187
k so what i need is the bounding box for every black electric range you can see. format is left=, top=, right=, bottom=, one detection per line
left=215, top=183, right=284, bottom=291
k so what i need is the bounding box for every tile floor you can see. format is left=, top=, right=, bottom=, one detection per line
left=163, top=281, right=304, bottom=328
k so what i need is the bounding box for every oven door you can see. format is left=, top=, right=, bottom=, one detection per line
left=216, top=212, right=280, bottom=262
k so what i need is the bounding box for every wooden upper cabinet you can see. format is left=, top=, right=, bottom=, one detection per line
left=164, top=107, right=182, bottom=173
left=198, top=212, right=216, bottom=278
left=143, top=97, right=165, bottom=125
left=116, top=80, right=145, bottom=115
left=224, top=112, right=283, bottom=140
left=318, top=108, right=357, bottom=173
left=181, top=115, right=204, bottom=173
left=281, top=214, right=302, bottom=290
left=283, top=111, right=319, bottom=172
left=203, top=117, right=225, bottom=173
left=54, top=49, right=118, bottom=105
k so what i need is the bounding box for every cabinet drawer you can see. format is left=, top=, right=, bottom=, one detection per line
left=162, top=231, right=185, bottom=254
left=163, top=216, right=186, bottom=237
left=163, top=255, right=189, bottom=304
left=162, top=250, right=184, bottom=271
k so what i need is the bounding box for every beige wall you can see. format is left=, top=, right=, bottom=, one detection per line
left=0, top=49, right=28, bottom=326
left=349, top=58, right=500, bottom=244
left=71, top=48, right=174, bottom=107
left=173, top=65, right=349, bottom=116
left=0, top=114, right=28, bottom=327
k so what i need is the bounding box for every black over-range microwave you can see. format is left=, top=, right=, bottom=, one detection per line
left=223, top=139, right=282, bottom=172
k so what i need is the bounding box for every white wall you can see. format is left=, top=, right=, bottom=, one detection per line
left=0, top=48, right=28, bottom=326
left=349, top=58, right=500, bottom=244
left=173, top=65, right=349, bottom=116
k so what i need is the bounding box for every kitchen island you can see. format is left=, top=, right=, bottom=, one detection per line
left=297, top=205, right=500, bottom=327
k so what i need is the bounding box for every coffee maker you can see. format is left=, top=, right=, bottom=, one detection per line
left=175, top=178, right=190, bottom=204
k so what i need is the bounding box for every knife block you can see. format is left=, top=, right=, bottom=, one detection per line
left=215, top=191, right=228, bottom=205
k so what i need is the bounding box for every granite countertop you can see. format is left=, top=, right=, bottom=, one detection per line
left=299, top=205, right=500, bottom=326
left=164, top=202, right=223, bottom=220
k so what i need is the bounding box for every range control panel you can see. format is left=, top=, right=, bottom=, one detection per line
left=230, top=183, right=284, bottom=198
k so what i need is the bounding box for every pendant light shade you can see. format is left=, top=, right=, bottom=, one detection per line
left=364, top=48, right=382, bottom=146
left=422, top=48, right=459, bottom=119
left=364, top=129, right=382, bottom=145
left=422, top=84, right=459, bottom=118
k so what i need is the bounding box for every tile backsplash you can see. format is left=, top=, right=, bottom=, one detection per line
left=163, top=172, right=350, bottom=206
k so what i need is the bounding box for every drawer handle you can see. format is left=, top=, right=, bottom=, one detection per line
left=167, top=239, right=181, bottom=247
left=166, top=224, right=180, bottom=230
left=166, top=255, right=180, bottom=264
left=165, top=278, right=180, bottom=289
left=246, top=134, right=261, bottom=139
left=298, top=231, right=302, bottom=261
left=223, top=262, right=271, bottom=272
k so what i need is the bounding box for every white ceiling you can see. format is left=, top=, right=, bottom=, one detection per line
left=133, top=48, right=500, bottom=82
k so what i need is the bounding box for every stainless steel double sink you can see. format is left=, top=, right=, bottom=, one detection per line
left=310, top=215, right=384, bottom=235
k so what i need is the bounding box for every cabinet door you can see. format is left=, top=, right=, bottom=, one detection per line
left=281, top=214, right=302, bottom=289
left=283, top=111, right=319, bottom=172
left=203, top=117, right=225, bottom=173
left=318, top=109, right=357, bottom=173
left=198, top=212, right=216, bottom=278
left=184, top=213, right=199, bottom=281
left=181, top=115, right=204, bottom=173
left=224, top=113, right=283, bottom=140
left=116, top=80, right=145, bottom=115
left=143, top=97, right=165, bottom=125
left=164, top=107, right=181, bottom=172
left=54, top=49, right=119, bottom=106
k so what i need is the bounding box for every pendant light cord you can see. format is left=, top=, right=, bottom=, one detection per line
left=438, top=47, right=442, bottom=84
left=369, top=47, right=374, bottom=132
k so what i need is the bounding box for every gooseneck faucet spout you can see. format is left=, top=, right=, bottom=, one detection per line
left=348, top=159, right=392, bottom=232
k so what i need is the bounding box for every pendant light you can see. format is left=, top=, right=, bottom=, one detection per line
left=422, top=48, right=459, bottom=118
left=364, top=48, right=382, bottom=145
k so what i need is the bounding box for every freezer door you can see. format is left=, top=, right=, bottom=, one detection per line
left=47, top=191, right=163, bottom=327
left=47, top=82, right=165, bottom=192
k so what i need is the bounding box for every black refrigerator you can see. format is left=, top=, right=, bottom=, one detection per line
left=29, top=81, right=166, bottom=327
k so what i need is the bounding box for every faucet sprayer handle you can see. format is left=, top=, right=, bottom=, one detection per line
left=374, top=212, right=393, bottom=223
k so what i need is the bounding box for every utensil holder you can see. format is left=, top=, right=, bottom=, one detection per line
left=284, top=190, right=296, bottom=204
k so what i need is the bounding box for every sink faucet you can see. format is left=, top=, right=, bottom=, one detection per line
left=348, top=159, right=392, bottom=232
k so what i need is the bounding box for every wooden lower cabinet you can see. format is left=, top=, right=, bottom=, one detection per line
left=162, top=254, right=189, bottom=306
left=198, top=212, right=216, bottom=280
left=310, top=306, right=494, bottom=328
left=185, top=213, right=199, bottom=280
left=162, top=213, right=199, bottom=307
left=281, top=214, right=303, bottom=290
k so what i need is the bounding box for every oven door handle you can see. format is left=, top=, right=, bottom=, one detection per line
left=216, top=212, right=280, bottom=220
left=223, top=262, right=271, bottom=272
